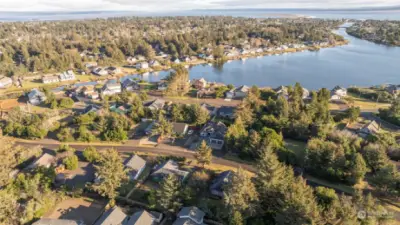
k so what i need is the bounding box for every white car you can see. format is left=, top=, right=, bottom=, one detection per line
left=188, top=130, right=194, bottom=135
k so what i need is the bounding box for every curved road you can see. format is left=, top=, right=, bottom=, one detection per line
left=15, top=140, right=256, bottom=172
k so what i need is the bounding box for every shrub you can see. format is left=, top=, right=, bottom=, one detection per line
left=63, top=155, right=79, bottom=170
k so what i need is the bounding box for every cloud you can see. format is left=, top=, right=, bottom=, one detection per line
left=0, top=0, right=398, bottom=11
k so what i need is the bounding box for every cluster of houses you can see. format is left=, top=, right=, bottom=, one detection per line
left=42, top=70, right=76, bottom=84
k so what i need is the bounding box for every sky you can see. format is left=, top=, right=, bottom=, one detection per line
left=0, top=0, right=399, bottom=11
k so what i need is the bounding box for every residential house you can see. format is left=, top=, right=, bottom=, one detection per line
left=144, top=121, right=156, bottom=136
left=82, top=104, right=101, bottom=115
left=172, top=58, right=181, bottom=64
left=126, top=210, right=158, bottom=225
left=101, top=82, right=121, bottom=97
left=28, top=88, right=47, bottom=105
left=200, top=103, right=218, bottom=117
left=205, top=55, right=214, bottom=60
left=196, top=88, right=214, bottom=98
left=137, top=56, right=146, bottom=61
left=385, top=84, right=400, bottom=96
left=107, top=67, right=122, bottom=75
left=358, top=121, right=380, bottom=138
left=331, top=86, right=347, bottom=100
left=181, top=56, right=191, bottom=63
left=192, top=78, right=207, bottom=89
left=172, top=122, right=189, bottom=135
left=0, top=75, right=13, bottom=88
left=85, top=62, right=98, bottom=69
left=149, top=60, right=161, bottom=67
left=151, top=160, right=189, bottom=182
left=218, top=106, right=236, bottom=119
left=26, top=153, right=56, bottom=170
left=157, top=81, right=168, bottom=91
left=82, top=86, right=98, bottom=99
left=94, top=207, right=129, bottom=225
left=110, top=104, right=129, bottom=114
left=42, top=75, right=60, bottom=84
left=122, top=78, right=139, bottom=92
left=59, top=70, right=76, bottom=82
left=200, top=121, right=227, bottom=150
left=210, top=170, right=234, bottom=198
left=225, top=89, right=235, bottom=99
left=274, top=86, right=289, bottom=99
left=124, top=155, right=147, bottom=181
left=173, top=207, right=205, bottom=225
left=233, top=85, right=250, bottom=98
left=146, top=99, right=166, bottom=111
left=92, top=67, right=109, bottom=76
left=136, top=62, right=149, bottom=69
left=33, top=219, right=82, bottom=225
left=127, top=56, right=137, bottom=65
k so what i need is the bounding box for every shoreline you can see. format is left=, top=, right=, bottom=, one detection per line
left=0, top=40, right=350, bottom=96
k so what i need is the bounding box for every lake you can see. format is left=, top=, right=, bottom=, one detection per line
left=126, top=27, right=400, bottom=90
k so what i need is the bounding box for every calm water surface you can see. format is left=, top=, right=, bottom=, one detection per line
left=128, top=27, right=400, bottom=90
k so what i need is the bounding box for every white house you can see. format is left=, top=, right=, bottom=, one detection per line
left=149, top=60, right=160, bottom=67
left=42, top=75, right=60, bottom=84
left=136, top=62, right=149, bottom=69
left=92, top=67, right=109, bottom=76
left=101, top=82, right=121, bottom=97
left=0, top=76, right=13, bottom=89
left=331, top=86, right=347, bottom=100
left=173, top=207, right=205, bottom=225
left=59, top=70, right=76, bottom=82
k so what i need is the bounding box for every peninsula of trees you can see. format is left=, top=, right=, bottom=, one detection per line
left=347, top=20, right=400, bottom=46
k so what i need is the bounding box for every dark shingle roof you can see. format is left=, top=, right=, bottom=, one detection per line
left=94, top=207, right=128, bottom=225
left=126, top=210, right=154, bottom=225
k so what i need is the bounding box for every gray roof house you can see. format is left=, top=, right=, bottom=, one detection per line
left=151, top=160, right=189, bottom=182
left=331, top=86, right=347, bottom=100
left=146, top=99, right=166, bottom=111
left=233, top=85, right=250, bottom=98
left=94, top=207, right=129, bottom=225
left=126, top=210, right=156, bottom=225
left=218, top=106, right=236, bottom=119
left=0, top=75, right=13, bottom=88
left=33, top=219, right=82, bottom=225
left=200, top=121, right=227, bottom=150
left=124, top=155, right=147, bottom=181
left=122, top=78, right=139, bottom=92
left=173, top=207, right=206, bottom=225
left=26, top=153, right=56, bottom=170
left=101, top=83, right=122, bottom=97
left=28, top=88, right=47, bottom=105
left=358, top=121, right=380, bottom=138
left=200, top=103, right=218, bottom=117
left=210, top=170, right=234, bottom=198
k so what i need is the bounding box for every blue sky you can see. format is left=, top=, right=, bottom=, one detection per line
left=0, top=0, right=398, bottom=11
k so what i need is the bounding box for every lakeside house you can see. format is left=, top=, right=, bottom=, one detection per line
left=59, top=70, right=76, bottom=82
left=151, top=160, right=189, bottom=182
left=226, top=85, right=249, bottom=99
left=92, top=67, right=109, bottom=76
left=172, top=58, right=181, bottom=64
left=107, top=67, right=122, bottom=75
left=124, top=155, right=147, bottom=181
left=200, top=121, right=227, bottom=150
left=210, top=170, right=234, bottom=198
left=192, top=78, right=207, bottom=89
left=136, top=62, right=149, bottom=69
left=157, top=81, right=168, bottom=91
left=127, top=56, right=137, bottom=65
left=0, top=75, right=13, bottom=88
left=85, top=62, right=98, bottom=69
left=42, top=75, right=60, bottom=84
left=28, top=88, right=47, bottom=105
left=173, top=206, right=205, bottom=225
left=149, top=60, right=161, bottom=67
left=122, top=78, right=139, bottom=92
left=101, top=81, right=121, bottom=97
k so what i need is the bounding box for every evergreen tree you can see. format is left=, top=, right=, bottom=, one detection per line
left=224, top=168, right=258, bottom=216
left=195, top=140, right=212, bottom=168
left=92, top=149, right=127, bottom=201
left=155, top=174, right=182, bottom=212
left=229, top=211, right=244, bottom=225
left=83, top=146, right=100, bottom=163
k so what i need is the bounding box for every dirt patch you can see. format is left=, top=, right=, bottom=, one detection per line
left=45, top=198, right=107, bottom=225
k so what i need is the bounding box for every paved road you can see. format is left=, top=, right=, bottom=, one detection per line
left=16, top=141, right=255, bottom=172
